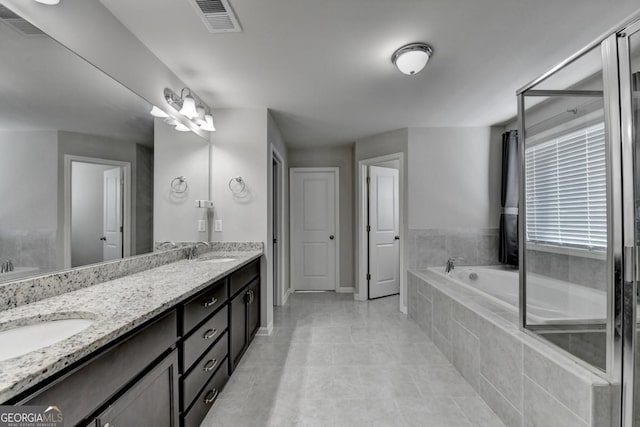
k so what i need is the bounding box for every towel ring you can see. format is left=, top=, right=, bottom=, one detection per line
left=228, top=176, right=246, bottom=194
left=171, top=176, right=188, bottom=194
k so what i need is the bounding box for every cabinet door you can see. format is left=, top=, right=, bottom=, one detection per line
left=247, top=279, right=260, bottom=341
left=91, top=350, right=179, bottom=427
left=229, top=291, right=248, bottom=371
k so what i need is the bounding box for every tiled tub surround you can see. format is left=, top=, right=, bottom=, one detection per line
left=0, top=241, right=262, bottom=310
left=526, top=249, right=607, bottom=292
left=408, top=269, right=618, bottom=427
left=408, top=228, right=500, bottom=270
left=0, top=246, right=263, bottom=402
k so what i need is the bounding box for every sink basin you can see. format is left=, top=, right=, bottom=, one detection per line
left=0, top=318, right=94, bottom=361
left=197, top=257, right=237, bottom=263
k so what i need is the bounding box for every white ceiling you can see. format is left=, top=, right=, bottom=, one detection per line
left=100, top=0, right=640, bottom=148
left=0, top=19, right=153, bottom=143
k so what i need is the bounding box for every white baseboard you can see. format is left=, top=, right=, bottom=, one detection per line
left=336, top=286, right=354, bottom=293
left=353, top=293, right=366, bottom=301
left=256, top=321, right=274, bottom=336
left=281, top=288, right=293, bottom=305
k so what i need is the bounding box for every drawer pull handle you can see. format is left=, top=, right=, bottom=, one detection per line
left=203, top=329, right=217, bottom=339
left=202, top=297, right=218, bottom=308
left=204, top=388, right=219, bottom=404
left=203, top=358, right=218, bottom=372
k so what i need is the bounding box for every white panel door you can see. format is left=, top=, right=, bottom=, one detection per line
left=291, top=170, right=337, bottom=291
left=103, top=167, right=123, bottom=261
left=368, top=165, right=400, bottom=299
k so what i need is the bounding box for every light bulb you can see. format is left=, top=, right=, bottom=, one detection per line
left=200, top=114, right=216, bottom=132
left=179, top=95, right=198, bottom=119
left=150, top=106, right=169, bottom=118
left=175, top=123, right=190, bottom=132
left=34, top=0, right=60, bottom=5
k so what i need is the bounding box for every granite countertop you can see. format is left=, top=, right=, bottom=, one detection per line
left=0, top=249, right=262, bottom=402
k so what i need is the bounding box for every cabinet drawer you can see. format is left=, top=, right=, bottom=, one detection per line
left=182, top=332, right=228, bottom=410
left=182, top=359, right=229, bottom=427
left=183, top=306, right=228, bottom=370
left=182, top=279, right=227, bottom=334
left=21, top=311, right=177, bottom=426
left=230, top=259, right=259, bottom=296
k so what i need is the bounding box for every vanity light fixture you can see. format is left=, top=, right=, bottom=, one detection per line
left=163, top=87, right=216, bottom=133
left=33, top=0, right=60, bottom=5
left=391, top=43, right=433, bottom=75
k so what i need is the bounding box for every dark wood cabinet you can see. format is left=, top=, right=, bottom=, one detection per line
left=13, top=257, right=262, bottom=427
left=228, top=260, right=261, bottom=373
left=229, top=290, right=248, bottom=370
left=247, top=278, right=260, bottom=340
left=89, top=350, right=179, bottom=427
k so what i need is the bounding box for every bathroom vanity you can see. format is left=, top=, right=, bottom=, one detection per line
left=0, top=248, right=262, bottom=427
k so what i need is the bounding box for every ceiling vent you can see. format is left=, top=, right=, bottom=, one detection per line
left=190, top=0, right=242, bottom=33
left=0, top=6, right=46, bottom=36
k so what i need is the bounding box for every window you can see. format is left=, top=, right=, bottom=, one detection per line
left=525, top=122, right=606, bottom=251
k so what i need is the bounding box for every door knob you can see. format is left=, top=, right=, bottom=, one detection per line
left=100, top=237, right=107, bottom=241
left=329, top=235, right=335, bottom=240
left=394, top=236, right=400, bottom=240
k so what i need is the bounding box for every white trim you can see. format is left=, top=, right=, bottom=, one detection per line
left=63, top=155, right=132, bottom=269
left=527, top=242, right=606, bottom=260
left=270, top=144, right=287, bottom=306
left=336, top=286, right=354, bottom=293
left=357, top=153, right=405, bottom=314
left=289, top=167, right=340, bottom=292
left=282, top=287, right=293, bottom=305
left=256, top=321, right=274, bottom=336
left=400, top=305, right=408, bottom=314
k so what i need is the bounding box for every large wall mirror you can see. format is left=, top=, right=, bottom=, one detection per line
left=0, top=5, right=156, bottom=284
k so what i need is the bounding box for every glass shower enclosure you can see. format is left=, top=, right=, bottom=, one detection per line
left=518, top=12, right=640, bottom=426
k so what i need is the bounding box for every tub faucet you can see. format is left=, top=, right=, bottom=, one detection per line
left=1, top=259, right=14, bottom=273
left=188, top=242, right=210, bottom=260
left=445, top=257, right=462, bottom=273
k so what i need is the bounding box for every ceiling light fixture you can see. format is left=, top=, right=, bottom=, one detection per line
left=391, top=43, right=433, bottom=76
left=33, top=0, right=60, bottom=5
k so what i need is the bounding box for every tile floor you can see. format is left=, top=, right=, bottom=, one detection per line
left=202, top=292, right=505, bottom=427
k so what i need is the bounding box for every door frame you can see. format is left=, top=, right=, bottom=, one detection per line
left=64, top=155, right=132, bottom=269
left=356, top=153, right=405, bottom=311
left=271, top=144, right=287, bottom=306
left=289, top=167, right=340, bottom=292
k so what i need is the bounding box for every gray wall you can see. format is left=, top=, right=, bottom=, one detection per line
left=153, top=119, right=209, bottom=244
left=288, top=144, right=356, bottom=289
left=0, top=130, right=58, bottom=272
left=136, top=144, right=154, bottom=255
left=71, top=163, right=113, bottom=267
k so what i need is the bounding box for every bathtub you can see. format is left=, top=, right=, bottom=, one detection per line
left=428, top=265, right=607, bottom=324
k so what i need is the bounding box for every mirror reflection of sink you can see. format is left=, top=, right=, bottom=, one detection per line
left=196, top=257, right=237, bottom=263
left=0, top=318, right=94, bottom=361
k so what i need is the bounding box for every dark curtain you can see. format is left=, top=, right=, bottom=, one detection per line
left=499, top=130, right=519, bottom=266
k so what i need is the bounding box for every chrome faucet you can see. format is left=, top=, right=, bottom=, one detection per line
left=1, top=259, right=14, bottom=273
left=188, top=242, right=210, bottom=260
left=157, top=241, right=178, bottom=250
left=445, top=257, right=462, bottom=273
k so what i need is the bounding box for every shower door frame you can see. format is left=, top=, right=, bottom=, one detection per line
left=516, top=11, right=640, bottom=427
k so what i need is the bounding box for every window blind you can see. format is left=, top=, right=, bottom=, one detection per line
left=525, top=122, right=607, bottom=251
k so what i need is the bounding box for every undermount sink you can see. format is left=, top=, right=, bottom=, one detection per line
left=0, top=318, right=94, bottom=361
